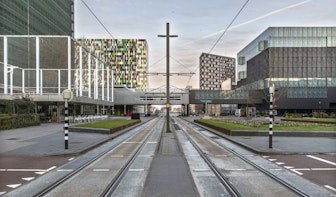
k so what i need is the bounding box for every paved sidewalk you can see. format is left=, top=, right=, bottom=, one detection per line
left=0, top=117, right=153, bottom=156
left=0, top=123, right=111, bottom=156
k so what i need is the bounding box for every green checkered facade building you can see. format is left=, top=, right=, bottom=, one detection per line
left=79, top=39, right=148, bottom=89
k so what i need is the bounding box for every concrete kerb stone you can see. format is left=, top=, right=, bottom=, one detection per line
left=192, top=120, right=336, bottom=155
left=194, top=120, right=336, bottom=137
left=61, top=120, right=146, bottom=156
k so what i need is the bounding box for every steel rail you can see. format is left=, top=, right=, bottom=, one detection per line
left=179, top=117, right=310, bottom=197
left=173, top=118, right=243, bottom=197
left=101, top=117, right=164, bottom=197
left=34, top=118, right=160, bottom=197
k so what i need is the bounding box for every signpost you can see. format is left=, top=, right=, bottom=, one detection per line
left=62, top=89, right=73, bottom=149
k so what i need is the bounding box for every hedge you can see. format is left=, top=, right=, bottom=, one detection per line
left=0, top=114, right=40, bottom=130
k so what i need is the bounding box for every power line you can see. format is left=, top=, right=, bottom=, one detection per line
left=81, top=0, right=115, bottom=39
left=208, top=0, right=250, bottom=53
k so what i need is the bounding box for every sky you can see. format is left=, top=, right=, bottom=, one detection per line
left=74, top=0, right=336, bottom=89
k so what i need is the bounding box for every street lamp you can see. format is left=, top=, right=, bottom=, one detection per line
left=62, top=89, right=73, bottom=149
left=158, top=23, right=178, bottom=133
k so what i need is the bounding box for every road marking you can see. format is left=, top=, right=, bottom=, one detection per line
left=284, top=166, right=294, bottom=169
left=307, top=155, right=336, bottom=166
left=129, top=169, right=144, bottom=171
left=46, top=166, right=57, bottom=171
left=262, top=156, right=270, bottom=158
left=292, top=168, right=310, bottom=171
left=311, top=168, right=336, bottom=171
left=290, top=169, right=303, bottom=175
left=68, top=157, right=75, bottom=161
left=325, top=185, right=336, bottom=192
left=0, top=192, right=6, bottom=195
left=268, top=159, right=277, bottom=161
left=147, top=141, right=157, bottom=144
left=275, top=162, right=285, bottom=165
left=93, top=169, right=110, bottom=172
left=7, top=184, right=21, bottom=189
left=22, top=177, right=35, bottom=181
left=35, top=171, right=46, bottom=175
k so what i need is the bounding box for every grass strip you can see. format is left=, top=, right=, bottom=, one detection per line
left=285, top=118, right=336, bottom=123
left=197, top=119, right=336, bottom=131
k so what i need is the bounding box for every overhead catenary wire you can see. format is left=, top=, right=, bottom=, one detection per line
left=186, top=0, right=250, bottom=87
left=81, top=0, right=115, bottom=39
left=208, top=0, right=250, bottom=53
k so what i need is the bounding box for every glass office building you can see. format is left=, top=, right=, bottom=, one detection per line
left=0, top=0, right=74, bottom=37
left=189, top=27, right=336, bottom=114
left=235, top=27, right=336, bottom=112
left=1, top=36, right=113, bottom=121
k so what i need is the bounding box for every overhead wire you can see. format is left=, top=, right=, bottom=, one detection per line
left=208, top=0, right=250, bottom=53
left=81, top=0, right=115, bottom=39
left=187, top=0, right=250, bottom=87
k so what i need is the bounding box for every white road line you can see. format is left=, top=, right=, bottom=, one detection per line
left=5, top=169, right=44, bottom=172
left=262, top=156, right=270, bottom=158
left=22, top=177, right=35, bottom=181
left=46, top=166, right=57, bottom=172
left=290, top=169, right=303, bottom=175
left=0, top=192, right=6, bottom=195
left=275, top=162, right=285, bottom=165
left=307, top=155, right=336, bottom=166
left=293, top=168, right=310, bottom=171
left=7, top=184, right=21, bottom=189
left=325, top=185, right=336, bottom=192
left=284, top=166, right=294, bottom=169
left=147, top=141, right=157, bottom=144
left=268, top=159, right=277, bottom=161
left=68, top=157, right=75, bottom=161
left=311, top=168, right=336, bottom=171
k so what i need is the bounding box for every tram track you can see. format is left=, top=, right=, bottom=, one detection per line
left=5, top=117, right=163, bottom=197
left=173, top=117, right=309, bottom=197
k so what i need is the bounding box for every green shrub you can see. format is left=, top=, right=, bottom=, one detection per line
left=0, top=114, right=40, bottom=130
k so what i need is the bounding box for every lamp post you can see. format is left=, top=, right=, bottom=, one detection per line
left=62, top=89, right=73, bottom=149
left=158, top=23, right=178, bottom=133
